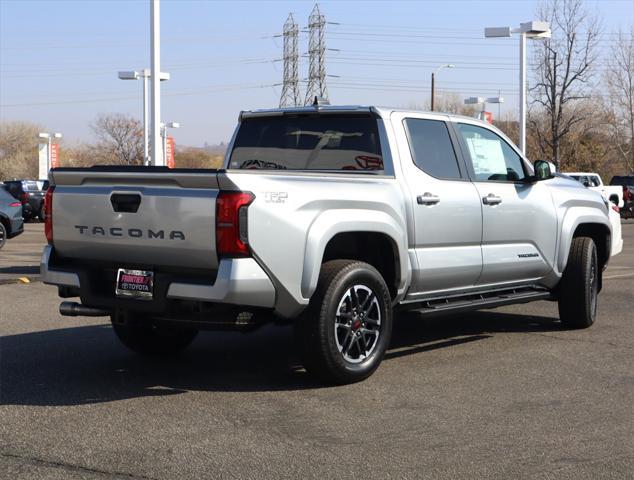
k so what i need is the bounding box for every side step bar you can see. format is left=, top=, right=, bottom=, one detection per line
left=401, top=287, right=553, bottom=317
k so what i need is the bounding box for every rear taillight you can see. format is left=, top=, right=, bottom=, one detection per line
left=216, top=191, right=254, bottom=258
left=44, top=186, right=55, bottom=244
left=612, top=204, right=620, bottom=213
left=9, top=201, right=21, bottom=207
left=20, top=192, right=29, bottom=204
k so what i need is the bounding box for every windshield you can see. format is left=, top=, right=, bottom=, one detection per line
left=229, top=114, right=384, bottom=172
left=23, top=181, right=41, bottom=191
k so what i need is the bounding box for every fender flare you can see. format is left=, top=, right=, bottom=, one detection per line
left=557, top=209, right=611, bottom=273
left=300, top=209, right=411, bottom=300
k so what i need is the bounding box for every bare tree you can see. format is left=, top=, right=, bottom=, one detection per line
left=91, top=113, right=143, bottom=165
left=530, top=0, right=601, bottom=168
left=0, top=121, right=42, bottom=180
left=604, top=27, right=634, bottom=174
left=409, top=92, right=479, bottom=116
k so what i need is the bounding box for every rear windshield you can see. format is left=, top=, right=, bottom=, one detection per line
left=229, top=114, right=384, bottom=172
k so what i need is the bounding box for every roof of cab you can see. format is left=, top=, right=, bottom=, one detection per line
left=239, top=104, right=489, bottom=126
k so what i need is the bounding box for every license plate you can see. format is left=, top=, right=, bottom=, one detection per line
left=115, top=269, right=154, bottom=300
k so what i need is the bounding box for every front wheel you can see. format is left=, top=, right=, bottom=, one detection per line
left=558, top=237, right=599, bottom=329
left=295, top=260, right=393, bottom=384
left=111, top=316, right=198, bottom=355
left=0, top=222, right=6, bottom=249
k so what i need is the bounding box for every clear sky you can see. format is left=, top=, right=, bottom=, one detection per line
left=1, top=0, right=632, bottom=147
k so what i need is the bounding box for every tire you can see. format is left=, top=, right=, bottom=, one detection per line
left=558, top=236, right=599, bottom=329
left=111, top=316, right=198, bottom=355
left=38, top=207, right=46, bottom=222
left=295, top=260, right=393, bottom=384
left=0, top=222, right=6, bottom=249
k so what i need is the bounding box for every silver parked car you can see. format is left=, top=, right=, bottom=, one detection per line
left=0, top=184, right=24, bottom=249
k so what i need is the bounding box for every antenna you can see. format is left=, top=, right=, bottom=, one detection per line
left=279, top=13, right=300, bottom=107
left=304, top=4, right=328, bottom=106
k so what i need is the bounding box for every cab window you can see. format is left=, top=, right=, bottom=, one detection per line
left=403, top=118, right=462, bottom=179
left=456, top=123, right=527, bottom=182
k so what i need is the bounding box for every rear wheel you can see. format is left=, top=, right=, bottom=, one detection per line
left=558, top=236, right=599, bottom=329
left=295, top=260, right=393, bottom=384
left=111, top=316, right=198, bottom=355
left=0, top=222, right=6, bottom=249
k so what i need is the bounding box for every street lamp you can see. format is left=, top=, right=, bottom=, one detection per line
left=37, top=132, right=62, bottom=177
left=430, top=64, right=455, bottom=112
left=161, top=122, right=180, bottom=167
left=464, top=96, right=504, bottom=123
left=485, top=21, right=551, bottom=154
left=117, top=69, right=170, bottom=166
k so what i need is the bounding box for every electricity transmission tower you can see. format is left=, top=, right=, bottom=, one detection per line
left=279, top=13, right=300, bottom=108
left=304, top=4, right=328, bottom=105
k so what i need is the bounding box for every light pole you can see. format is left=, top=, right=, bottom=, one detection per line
left=484, top=21, right=551, bottom=154
left=150, top=0, right=163, bottom=166
left=430, top=64, right=454, bottom=112
left=118, top=69, right=170, bottom=166
left=161, top=122, right=180, bottom=167
left=464, top=96, right=504, bottom=123
left=37, top=132, right=62, bottom=176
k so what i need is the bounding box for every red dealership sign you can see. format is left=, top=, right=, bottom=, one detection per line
left=50, top=143, right=60, bottom=169
left=166, top=137, right=175, bottom=169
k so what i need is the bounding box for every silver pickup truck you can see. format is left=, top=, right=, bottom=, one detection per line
left=42, top=105, right=622, bottom=384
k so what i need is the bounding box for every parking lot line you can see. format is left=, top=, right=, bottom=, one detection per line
left=603, top=272, right=634, bottom=280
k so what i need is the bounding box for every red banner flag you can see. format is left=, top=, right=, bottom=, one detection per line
left=166, top=137, right=175, bottom=169
left=50, top=143, right=60, bottom=169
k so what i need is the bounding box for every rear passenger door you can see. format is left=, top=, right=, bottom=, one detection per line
left=453, top=121, right=557, bottom=285
left=393, top=113, right=483, bottom=295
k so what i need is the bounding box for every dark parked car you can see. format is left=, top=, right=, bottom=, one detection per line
left=0, top=185, right=24, bottom=249
left=3, top=179, right=49, bottom=221
left=610, top=175, right=634, bottom=219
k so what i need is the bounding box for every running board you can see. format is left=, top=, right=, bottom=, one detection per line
left=400, top=287, right=553, bottom=317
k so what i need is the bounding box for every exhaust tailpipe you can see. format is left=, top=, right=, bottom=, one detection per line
left=59, top=302, right=111, bottom=317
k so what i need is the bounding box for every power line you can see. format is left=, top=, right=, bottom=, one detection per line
left=0, top=82, right=278, bottom=108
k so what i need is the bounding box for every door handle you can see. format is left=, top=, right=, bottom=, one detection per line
left=482, top=193, right=502, bottom=205
left=417, top=193, right=440, bottom=205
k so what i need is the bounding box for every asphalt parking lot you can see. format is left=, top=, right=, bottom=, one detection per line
left=1, top=222, right=633, bottom=479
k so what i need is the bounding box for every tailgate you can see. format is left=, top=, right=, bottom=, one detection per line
left=50, top=168, right=220, bottom=270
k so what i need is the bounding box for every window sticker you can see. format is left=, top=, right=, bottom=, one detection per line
left=465, top=136, right=507, bottom=176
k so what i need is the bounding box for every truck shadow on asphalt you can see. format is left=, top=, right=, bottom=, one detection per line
left=0, top=266, right=40, bottom=275
left=1, top=310, right=562, bottom=406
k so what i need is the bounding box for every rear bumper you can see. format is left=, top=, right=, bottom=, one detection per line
left=40, top=245, right=276, bottom=309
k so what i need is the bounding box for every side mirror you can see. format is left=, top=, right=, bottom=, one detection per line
left=533, top=160, right=555, bottom=181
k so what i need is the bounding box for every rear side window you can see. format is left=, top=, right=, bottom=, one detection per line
left=3, top=182, right=21, bottom=199
left=404, top=118, right=461, bottom=179
left=229, top=114, right=384, bottom=172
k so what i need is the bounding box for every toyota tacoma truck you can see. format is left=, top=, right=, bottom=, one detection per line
left=41, top=105, right=622, bottom=384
